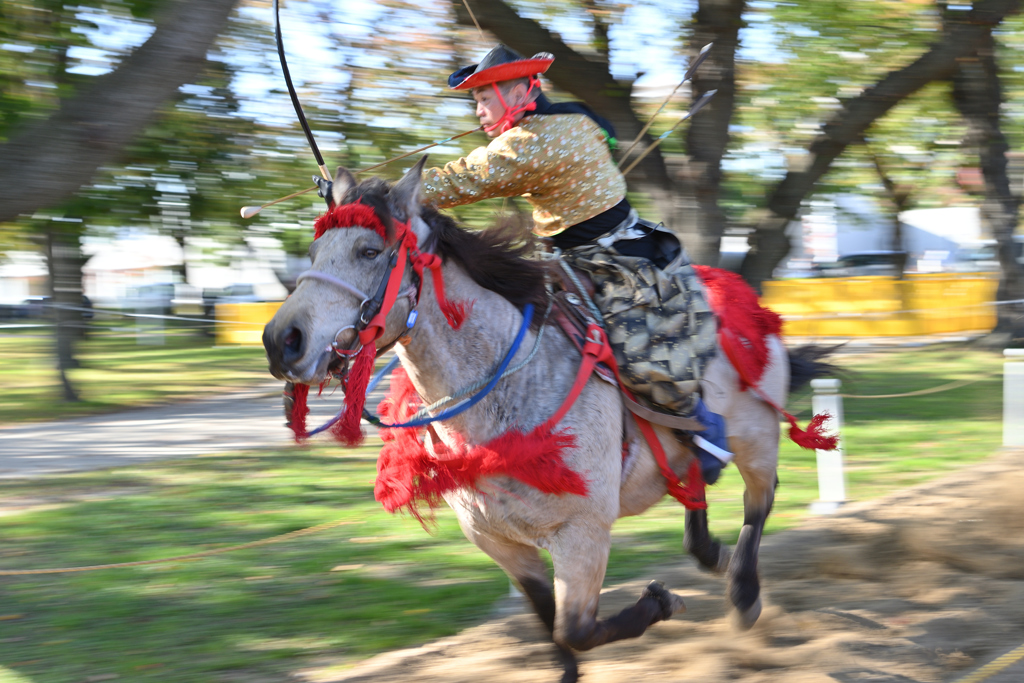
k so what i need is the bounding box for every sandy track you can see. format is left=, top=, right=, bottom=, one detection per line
left=296, top=448, right=1024, bottom=683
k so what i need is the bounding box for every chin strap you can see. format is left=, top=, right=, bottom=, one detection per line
left=484, top=76, right=540, bottom=135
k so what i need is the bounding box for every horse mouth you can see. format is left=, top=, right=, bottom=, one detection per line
left=327, top=353, right=350, bottom=381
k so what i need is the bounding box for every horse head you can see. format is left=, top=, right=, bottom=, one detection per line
left=263, top=157, right=432, bottom=385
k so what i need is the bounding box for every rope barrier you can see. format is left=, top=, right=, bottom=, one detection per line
left=779, top=297, right=1024, bottom=322
left=39, top=303, right=264, bottom=326
left=0, top=517, right=353, bottom=576
left=839, top=376, right=991, bottom=399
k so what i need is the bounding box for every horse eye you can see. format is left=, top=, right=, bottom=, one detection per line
left=361, top=248, right=381, bottom=260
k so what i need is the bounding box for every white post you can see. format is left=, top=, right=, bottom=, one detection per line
left=809, top=378, right=846, bottom=514
left=1005, top=350, right=1024, bottom=447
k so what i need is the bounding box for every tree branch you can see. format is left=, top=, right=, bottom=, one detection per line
left=740, top=0, right=1023, bottom=289
left=0, top=0, right=238, bottom=223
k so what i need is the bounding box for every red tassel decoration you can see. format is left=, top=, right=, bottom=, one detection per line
left=785, top=411, right=839, bottom=451
left=411, top=251, right=471, bottom=330
left=287, top=382, right=309, bottom=442
left=331, top=343, right=376, bottom=446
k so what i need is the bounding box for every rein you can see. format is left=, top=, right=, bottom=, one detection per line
left=309, top=303, right=536, bottom=436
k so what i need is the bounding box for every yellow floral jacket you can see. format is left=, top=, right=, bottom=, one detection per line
left=421, top=114, right=626, bottom=237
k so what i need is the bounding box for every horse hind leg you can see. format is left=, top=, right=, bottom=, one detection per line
left=550, top=525, right=685, bottom=656
left=684, top=507, right=732, bottom=573
left=728, top=469, right=778, bottom=629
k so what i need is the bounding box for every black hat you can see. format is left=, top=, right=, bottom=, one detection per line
left=448, top=44, right=554, bottom=90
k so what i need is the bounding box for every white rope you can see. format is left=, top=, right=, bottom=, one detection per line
left=778, top=297, right=1024, bottom=322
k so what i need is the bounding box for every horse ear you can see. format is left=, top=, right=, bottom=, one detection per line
left=331, top=166, right=357, bottom=207
left=389, top=155, right=428, bottom=224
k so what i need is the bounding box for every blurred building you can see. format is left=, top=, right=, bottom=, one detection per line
left=82, top=233, right=288, bottom=306
left=0, top=251, right=48, bottom=305
left=776, top=195, right=990, bottom=277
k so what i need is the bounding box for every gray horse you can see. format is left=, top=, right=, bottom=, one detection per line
left=263, top=158, right=829, bottom=682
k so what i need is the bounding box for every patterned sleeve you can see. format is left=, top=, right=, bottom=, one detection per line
left=421, top=128, right=554, bottom=209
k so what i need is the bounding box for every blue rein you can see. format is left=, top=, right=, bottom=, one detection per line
left=306, top=303, right=534, bottom=436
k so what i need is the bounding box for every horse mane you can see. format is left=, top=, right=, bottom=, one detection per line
left=421, top=206, right=552, bottom=322
left=337, top=177, right=552, bottom=324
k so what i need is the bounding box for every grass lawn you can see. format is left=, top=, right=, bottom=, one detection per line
left=0, top=344, right=1007, bottom=682
left=0, top=324, right=269, bottom=424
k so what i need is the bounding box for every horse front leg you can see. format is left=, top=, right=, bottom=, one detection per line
left=550, top=525, right=685, bottom=657
left=463, top=531, right=579, bottom=682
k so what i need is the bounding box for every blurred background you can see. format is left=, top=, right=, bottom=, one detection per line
left=1, top=0, right=1023, bottom=390
left=1, top=2, right=1024, bottom=680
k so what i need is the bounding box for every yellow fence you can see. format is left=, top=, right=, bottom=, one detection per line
left=214, top=302, right=283, bottom=346
left=761, top=273, right=1000, bottom=337
left=216, top=274, right=998, bottom=344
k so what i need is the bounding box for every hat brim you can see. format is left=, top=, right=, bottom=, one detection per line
left=451, top=58, right=553, bottom=91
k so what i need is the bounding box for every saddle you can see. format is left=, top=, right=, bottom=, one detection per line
left=550, top=260, right=704, bottom=433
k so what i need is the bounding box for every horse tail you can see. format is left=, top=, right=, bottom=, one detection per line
left=787, top=344, right=844, bottom=393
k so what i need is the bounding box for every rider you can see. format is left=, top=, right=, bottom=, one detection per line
left=323, top=45, right=732, bottom=484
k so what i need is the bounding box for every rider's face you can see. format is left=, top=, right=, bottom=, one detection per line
left=472, top=84, right=524, bottom=137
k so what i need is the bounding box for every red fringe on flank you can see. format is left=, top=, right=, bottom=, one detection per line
left=694, top=265, right=838, bottom=452
left=694, top=265, right=782, bottom=390
left=373, top=369, right=587, bottom=521
left=330, top=343, right=376, bottom=446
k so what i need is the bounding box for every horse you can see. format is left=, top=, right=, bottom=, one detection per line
left=263, top=158, right=830, bottom=682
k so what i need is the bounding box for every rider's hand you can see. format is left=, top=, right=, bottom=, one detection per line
left=313, top=175, right=334, bottom=209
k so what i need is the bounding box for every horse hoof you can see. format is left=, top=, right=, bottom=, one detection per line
left=642, top=580, right=687, bottom=620
left=733, top=595, right=762, bottom=630
left=556, top=645, right=578, bottom=683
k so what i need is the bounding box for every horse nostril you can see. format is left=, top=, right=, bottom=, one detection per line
left=283, top=326, right=303, bottom=358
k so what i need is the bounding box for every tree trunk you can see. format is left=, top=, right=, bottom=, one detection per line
left=46, top=230, right=84, bottom=402
left=682, top=0, right=745, bottom=266
left=950, top=29, right=1024, bottom=342
left=739, top=0, right=1023, bottom=291
left=0, top=0, right=238, bottom=223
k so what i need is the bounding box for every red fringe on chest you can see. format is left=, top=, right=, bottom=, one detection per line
left=373, top=368, right=587, bottom=522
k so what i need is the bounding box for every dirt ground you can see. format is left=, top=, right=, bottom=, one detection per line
left=295, top=447, right=1024, bottom=683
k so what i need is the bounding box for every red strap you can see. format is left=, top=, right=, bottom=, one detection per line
left=539, top=325, right=610, bottom=432
left=485, top=80, right=540, bottom=135
left=358, top=245, right=409, bottom=347
left=543, top=323, right=707, bottom=510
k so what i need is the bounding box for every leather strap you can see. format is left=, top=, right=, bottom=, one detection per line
left=621, top=394, right=704, bottom=432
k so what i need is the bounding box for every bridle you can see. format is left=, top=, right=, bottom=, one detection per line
left=298, top=202, right=467, bottom=367
left=296, top=245, right=417, bottom=360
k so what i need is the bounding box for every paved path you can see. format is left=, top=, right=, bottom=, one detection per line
left=0, top=382, right=387, bottom=479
